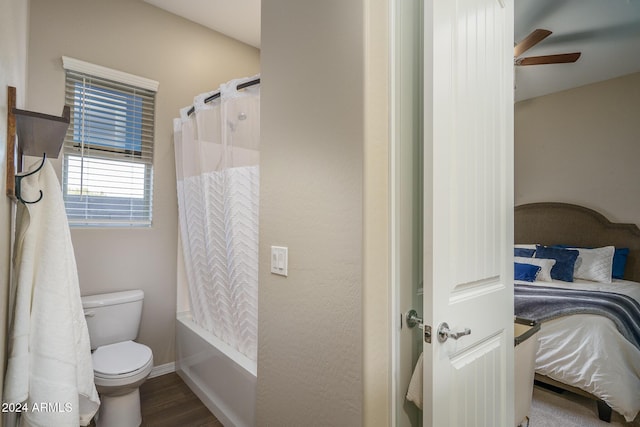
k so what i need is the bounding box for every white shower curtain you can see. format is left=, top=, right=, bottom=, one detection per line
left=174, top=76, right=259, bottom=361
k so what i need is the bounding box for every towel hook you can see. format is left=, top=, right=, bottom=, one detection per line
left=15, top=153, right=46, bottom=204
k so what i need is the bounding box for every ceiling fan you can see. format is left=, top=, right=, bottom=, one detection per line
left=514, top=29, right=581, bottom=66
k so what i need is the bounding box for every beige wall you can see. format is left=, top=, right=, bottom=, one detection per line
left=258, top=0, right=370, bottom=424
left=26, top=0, right=260, bottom=366
left=515, top=72, right=640, bottom=226
left=0, top=0, right=29, bottom=413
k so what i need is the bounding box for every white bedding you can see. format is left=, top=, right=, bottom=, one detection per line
left=515, top=278, right=640, bottom=422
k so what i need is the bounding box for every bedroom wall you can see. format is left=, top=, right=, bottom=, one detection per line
left=515, top=72, right=640, bottom=226
left=26, top=0, right=260, bottom=366
left=0, top=0, right=29, bottom=412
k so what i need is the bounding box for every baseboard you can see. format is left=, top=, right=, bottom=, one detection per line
left=150, top=362, right=176, bottom=378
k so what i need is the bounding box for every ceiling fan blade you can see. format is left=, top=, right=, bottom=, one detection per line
left=515, top=52, right=581, bottom=66
left=514, top=29, right=552, bottom=57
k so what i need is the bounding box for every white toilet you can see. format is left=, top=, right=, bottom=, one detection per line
left=82, top=290, right=154, bottom=427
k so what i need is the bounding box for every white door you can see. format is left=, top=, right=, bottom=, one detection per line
left=422, top=0, right=514, bottom=426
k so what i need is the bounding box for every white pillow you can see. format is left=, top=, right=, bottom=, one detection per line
left=566, top=246, right=615, bottom=283
left=515, top=244, right=537, bottom=250
left=514, top=256, right=556, bottom=282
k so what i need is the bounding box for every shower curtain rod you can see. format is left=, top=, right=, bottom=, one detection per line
left=186, top=78, right=260, bottom=117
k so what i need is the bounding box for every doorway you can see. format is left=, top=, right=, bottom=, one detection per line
left=390, top=0, right=515, bottom=425
left=391, top=0, right=424, bottom=425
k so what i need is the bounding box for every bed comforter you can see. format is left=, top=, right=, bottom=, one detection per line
left=515, top=278, right=640, bottom=422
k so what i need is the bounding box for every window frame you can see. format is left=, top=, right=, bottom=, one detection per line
left=61, top=57, right=159, bottom=228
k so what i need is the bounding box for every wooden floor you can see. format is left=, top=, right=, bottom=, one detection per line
left=140, top=372, right=222, bottom=427
left=90, top=372, right=222, bottom=427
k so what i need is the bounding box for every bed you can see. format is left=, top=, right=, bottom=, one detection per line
left=514, top=202, right=640, bottom=423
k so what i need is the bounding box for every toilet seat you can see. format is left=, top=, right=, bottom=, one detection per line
left=93, top=340, right=153, bottom=379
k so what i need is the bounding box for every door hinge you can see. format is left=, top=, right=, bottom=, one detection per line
left=424, top=325, right=432, bottom=343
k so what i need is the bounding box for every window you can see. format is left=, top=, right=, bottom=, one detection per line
left=62, top=57, right=158, bottom=227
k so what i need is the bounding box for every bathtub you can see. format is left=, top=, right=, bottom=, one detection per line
left=176, top=312, right=256, bottom=427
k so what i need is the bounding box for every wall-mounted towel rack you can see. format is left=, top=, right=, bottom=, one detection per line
left=5, top=86, right=70, bottom=204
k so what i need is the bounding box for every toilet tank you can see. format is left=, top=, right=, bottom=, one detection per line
left=81, top=290, right=144, bottom=350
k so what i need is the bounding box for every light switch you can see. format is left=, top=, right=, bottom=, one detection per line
left=270, top=246, right=288, bottom=276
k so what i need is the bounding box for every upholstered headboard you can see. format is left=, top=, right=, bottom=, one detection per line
left=514, top=202, right=640, bottom=282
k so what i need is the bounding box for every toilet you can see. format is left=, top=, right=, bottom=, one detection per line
left=82, top=290, right=153, bottom=427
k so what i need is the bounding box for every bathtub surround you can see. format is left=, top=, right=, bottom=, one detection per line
left=176, top=313, right=256, bottom=427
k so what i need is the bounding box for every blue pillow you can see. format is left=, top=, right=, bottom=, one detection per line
left=535, top=245, right=580, bottom=282
left=612, top=248, right=629, bottom=279
left=514, top=262, right=541, bottom=282
left=514, top=248, right=535, bottom=258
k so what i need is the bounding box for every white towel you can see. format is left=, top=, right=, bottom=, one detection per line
left=406, top=352, right=423, bottom=410
left=3, top=161, right=100, bottom=426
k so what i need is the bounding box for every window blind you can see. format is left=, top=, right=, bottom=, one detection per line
left=62, top=67, right=156, bottom=227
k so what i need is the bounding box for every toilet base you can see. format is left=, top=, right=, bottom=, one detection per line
left=96, top=388, right=142, bottom=427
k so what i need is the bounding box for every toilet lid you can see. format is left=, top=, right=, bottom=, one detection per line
left=92, top=340, right=153, bottom=376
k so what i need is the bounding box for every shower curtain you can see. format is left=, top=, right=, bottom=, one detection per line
left=174, top=76, right=259, bottom=361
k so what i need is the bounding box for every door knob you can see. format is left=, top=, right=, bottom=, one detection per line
left=406, top=309, right=423, bottom=329
left=437, top=322, right=471, bottom=343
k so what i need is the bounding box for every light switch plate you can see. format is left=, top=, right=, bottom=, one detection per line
left=270, top=246, right=288, bottom=276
